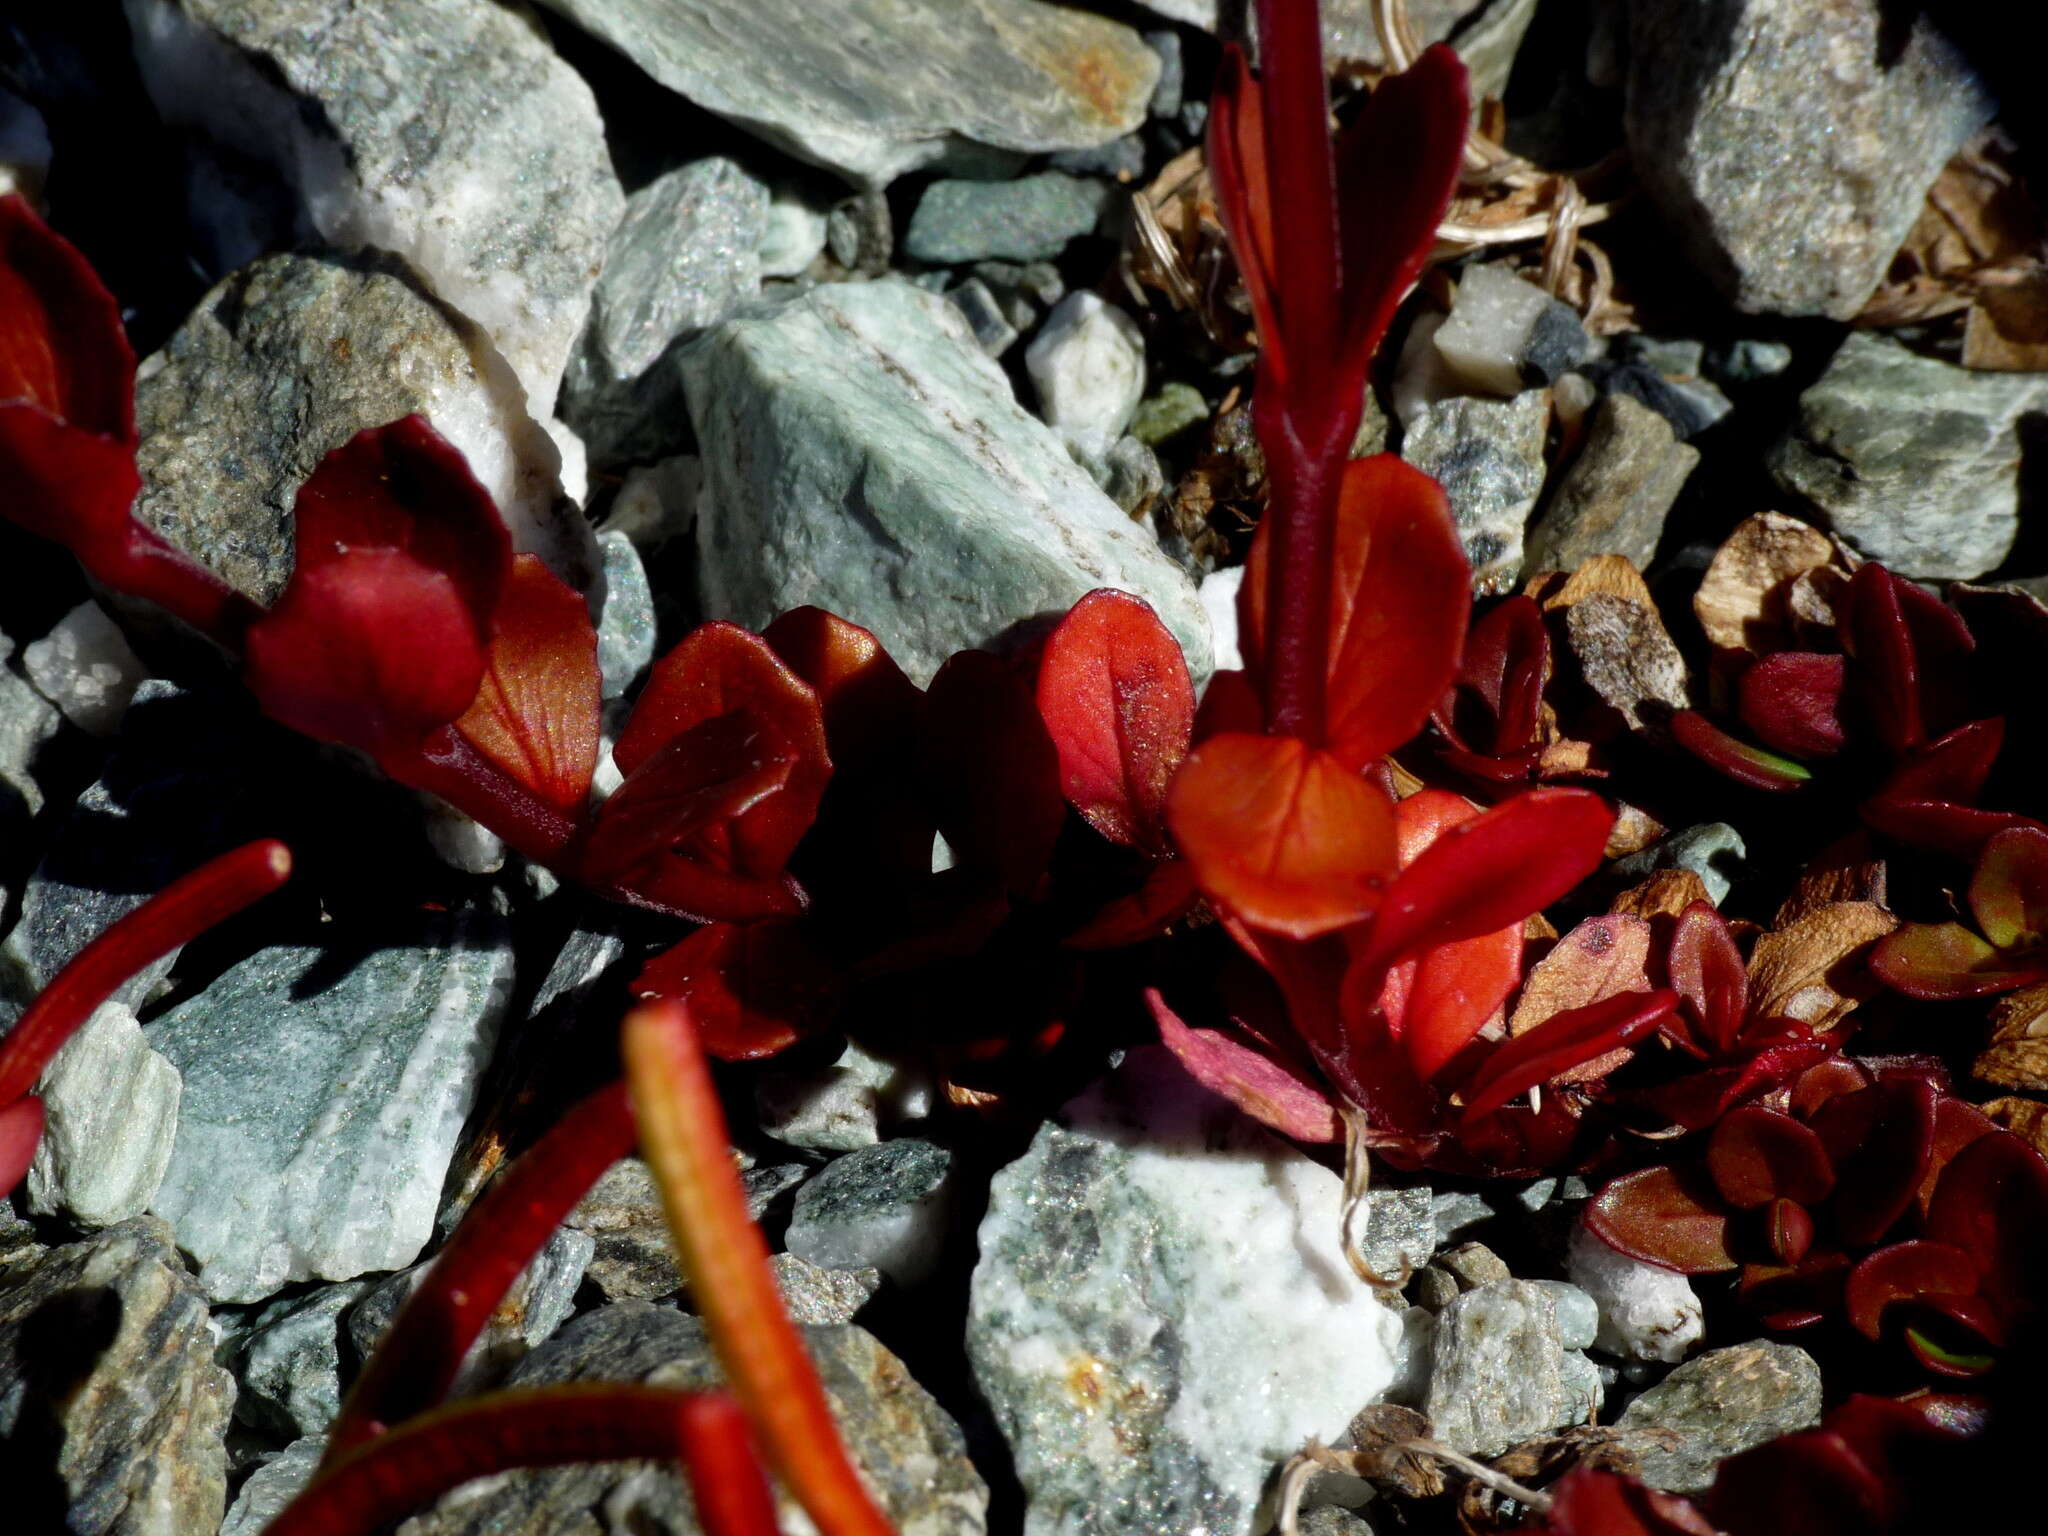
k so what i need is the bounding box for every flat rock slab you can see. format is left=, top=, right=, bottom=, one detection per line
left=968, top=1047, right=1411, bottom=1536
left=1616, top=1341, right=1822, bottom=1495
left=128, top=0, right=622, bottom=412
left=1626, top=0, right=1993, bottom=319
left=683, top=280, right=1207, bottom=685
left=399, top=1302, right=987, bottom=1536
left=532, top=0, right=1157, bottom=188
left=132, top=251, right=595, bottom=608
left=146, top=908, right=516, bottom=1303
left=0, top=1217, right=233, bottom=1536
left=1768, top=332, right=2048, bottom=580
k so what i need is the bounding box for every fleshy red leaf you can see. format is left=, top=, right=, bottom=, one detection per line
left=1667, top=901, right=1749, bottom=1056
left=1737, top=651, right=1846, bottom=759
left=453, top=553, right=601, bottom=812
left=634, top=921, right=841, bottom=1062
left=1392, top=924, right=1525, bottom=1082
left=1966, top=823, right=2048, bottom=951
left=1813, top=1076, right=1937, bottom=1246
left=1843, top=1240, right=1980, bottom=1341
left=1870, top=920, right=2041, bottom=1001
left=1670, top=709, right=1812, bottom=791
left=0, top=191, right=134, bottom=439
left=1636, top=1039, right=1833, bottom=1132
left=1925, top=1128, right=2048, bottom=1319
left=1544, top=1468, right=1718, bottom=1536
left=1458, top=990, right=1674, bottom=1127
left=762, top=606, right=922, bottom=768
left=1166, top=732, right=1397, bottom=939
left=1193, top=667, right=1264, bottom=742
left=921, top=649, right=1065, bottom=896
left=1918, top=1095, right=1998, bottom=1216
left=1205, top=45, right=1281, bottom=380
left=1445, top=593, right=1549, bottom=753
left=0, top=1096, right=45, bottom=1196
left=1036, top=589, right=1194, bottom=852
left=1585, top=1165, right=1738, bottom=1273
left=1361, top=786, right=1611, bottom=967
left=1706, top=1105, right=1834, bottom=1210
left=1150, top=989, right=1339, bottom=1143
left=1242, top=455, right=1471, bottom=771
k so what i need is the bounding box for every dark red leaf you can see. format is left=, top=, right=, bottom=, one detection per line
left=1458, top=989, right=1674, bottom=1127
left=1666, top=901, right=1749, bottom=1056
left=1670, top=709, right=1812, bottom=791
left=762, top=606, right=922, bottom=769
left=1967, top=823, right=2048, bottom=951
left=1843, top=1240, right=1980, bottom=1341
left=1446, top=593, right=1548, bottom=753
left=1737, top=651, right=1846, bottom=758
left=1766, top=1196, right=1815, bottom=1265
left=1167, top=732, right=1397, bottom=939
left=1205, top=45, right=1281, bottom=380
left=1737, top=1252, right=1850, bottom=1330
left=1193, top=668, right=1264, bottom=742
left=453, top=553, right=601, bottom=812
left=1036, top=588, right=1194, bottom=853
left=922, top=649, right=1065, bottom=896
left=1925, top=1128, right=2048, bottom=1319
left=633, top=921, right=841, bottom=1062
left=1919, top=1095, right=1998, bottom=1216
left=1543, top=1467, right=1718, bottom=1536
left=1150, top=988, right=1339, bottom=1143
left=1585, top=1165, right=1738, bottom=1274
left=0, top=191, right=133, bottom=439
left=1814, top=1077, right=1937, bottom=1246
left=1636, top=1039, right=1833, bottom=1131
left=1707, top=1105, right=1835, bottom=1210
left=1063, top=858, right=1201, bottom=950
left=1790, top=1055, right=1875, bottom=1116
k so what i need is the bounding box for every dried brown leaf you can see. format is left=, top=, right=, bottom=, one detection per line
left=1346, top=1405, right=1447, bottom=1499
left=1775, top=850, right=1888, bottom=926
left=1745, top=901, right=1897, bottom=1031
left=1980, top=1095, right=2048, bottom=1160
left=1565, top=592, right=1690, bottom=736
left=1974, top=983, right=2048, bottom=1092
left=1546, top=553, right=1655, bottom=612
left=1612, top=868, right=1713, bottom=921
left=1964, top=264, right=2048, bottom=370
left=1694, top=513, right=1839, bottom=653
left=1511, top=913, right=1654, bottom=1082
left=1603, top=801, right=1668, bottom=859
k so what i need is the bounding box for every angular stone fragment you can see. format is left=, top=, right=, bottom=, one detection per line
left=561, top=157, right=768, bottom=469
left=126, top=0, right=623, bottom=413
left=1566, top=1218, right=1704, bottom=1364
left=1402, top=389, right=1551, bottom=595
left=219, top=1437, right=323, bottom=1536
left=1026, top=292, right=1147, bottom=464
left=1626, top=0, right=1994, bottom=318
left=772, top=1251, right=883, bottom=1325
left=129, top=251, right=596, bottom=608
left=1434, top=265, right=1590, bottom=396
left=969, top=1048, right=1414, bottom=1536
left=597, top=530, right=657, bottom=701
left=566, top=1156, right=808, bottom=1302
left=0, top=630, right=62, bottom=902
left=0, top=1217, right=233, bottom=1536
left=787, top=1138, right=956, bottom=1285
left=399, top=1303, right=987, bottom=1536
left=1768, top=332, right=2048, bottom=580
left=222, top=1278, right=371, bottom=1441
left=146, top=907, right=516, bottom=1302
left=24, top=1002, right=180, bottom=1228
left=22, top=601, right=146, bottom=737
left=1424, top=1279, right=1602, bottom=1458
left=905, top=173, right=1111, bottom=265
left=682, top=280, right=1207, bottom=685
left=1616, top=1342, right=1822, bottom=1494
left=533, top=0, right=1156, bottom=188
left=1525, top=395, right=1696, bottom=573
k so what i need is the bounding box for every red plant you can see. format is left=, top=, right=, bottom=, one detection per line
left=1585, top=1059, right=2048, bottom=1378
left=0, top=839, right=293, bottom=1193
left=1871, top=823, right=2048, bottom=999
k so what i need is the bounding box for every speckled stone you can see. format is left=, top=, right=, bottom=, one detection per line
left=221, top=1278, right=371, bottom=1440
left=786, top=1138, right=956, bottom=1285
left=1424, top=1279, right=1602, bottom=1458
left=24, top=1002, right=180, bottom=1228
left=566, top=1156, right=809, bottom=1302
left=219, top=1437, right=323, bottom=1536
left=1616, top=1341, right=1822, bottom=1494
left=597, top=530, right=657, bottom=701
left=905, top=173, right=1111, bottom=264
left=1401, top=388, right=1550, bottom=596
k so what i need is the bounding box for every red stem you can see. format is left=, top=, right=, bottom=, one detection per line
left=388, top=727, right=584, bottom=867
left=323, top=1079, right=638, bottom=1463
left=678, top=1393, right=785, bottom=1536
left=0, top=839, right=292, bottom=1106
left=274, top=1387, right=770, bottom=1536
left=107, top=528, right=264, bottom=653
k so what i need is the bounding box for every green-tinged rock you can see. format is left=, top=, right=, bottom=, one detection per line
left=905, top=172, right=1110, bottom=264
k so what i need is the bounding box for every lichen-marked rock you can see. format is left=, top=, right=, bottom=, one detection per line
left=1615, top=1341, right=1823, bottom=1495
left=397, top=1302, right=987, bottom=1536
left=786, top=1138, right=957, bottom=1285
left=529, top=0, right=1157, bottom=188
left=146, top=906, right=517, bottom=1303
left=1423, top=1278, right=1602, bottom=1459
left=969, top=1047, right=1415, bottom=1536
left=1401, top=388, right=1550, bottom=596
left=0, top=1217, right=234, bottom=1536
left=682, top=280, right=1208, bottom=685
left=126, top=0, right=623, bottom=414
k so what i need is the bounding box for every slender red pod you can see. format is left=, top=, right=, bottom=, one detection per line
left=324, top=1080, right=638, bottom=1462
left=0, top=840, right=292, bottom=1109
left=273, top=1387, right=771, bottom=1536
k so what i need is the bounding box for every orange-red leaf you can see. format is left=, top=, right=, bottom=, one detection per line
left=634, top=921, right=841, bottom=1062
left=454, top=553, right=601, bottom=812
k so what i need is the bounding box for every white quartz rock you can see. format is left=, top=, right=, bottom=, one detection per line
left=756, top=1040, right=936, bottom=1154
left=24, top=601, right=148, bottom=738
left=1200, top=565, right=1245, bottom=673
left=969, top=1046, right=1415, bottom=1536
left=1567, top=1215, right=1705, bottom=1363
left=1026, top=291, right=1147, bottom=463
left=26, top=1002, right=182, bottom=1227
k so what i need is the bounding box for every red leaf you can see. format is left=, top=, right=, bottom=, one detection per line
left=1666, top=901, right=1749, bottom=1056
left=453, top=554, right=600, bottom=812
left=1442, top=593, right=1548, bottom=754
left=1813, top=1076, right=1937, bottom=1246
left=1918, top=1095, right=1998, bottom=1216
left=1843, top=1240, right=1980, bottom=1341
left=1204, top=45, right=1281, bottom=383
left=1706, top=1105, right=1834, bottom=1209
left=1737, top=652, right=1846, bottom=758
left=1585, top=1165, right=1738, bottom=1273
left=1967, top=823, right=2048, bottom=950
left=1036, top=589, right=1194, bottom=852
left=1064, top=858, right=1201, bottom=950
left=1242, top=456, right=1471, bottom=770
left=1150, top=989, right=1339, bottom=1143
left=762, top=606, right=922, bottom=768
left=1670, top=709, right=1812, bottom=791
left=1361, top=786, right=1611, bottom=967
left=1166, top=732, right=1397, bottom=939
left=1458, top=990, right=1674, bottom=1127
left=1392, top=927, right=1525, bottom=1082
left=1877, top=717, right=2003, bottom=805
left=1925, top=1128, right=2048, bottom=1319
left=1193, top=667, right=1264, bottom=741
left=634, top=921, right=841, bottom=1062
left=1544, top=1468, right=1718, bottom=1536
left=0, top=192, right=133, bottom=439
left=921, top=649, right=1065, bottom=896
left=1869, top=920, right=2042, bottom=1001
left=1635, top=1039, right=1833, bottom=1132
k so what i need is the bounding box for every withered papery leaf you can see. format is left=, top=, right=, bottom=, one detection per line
left=1774, top=851, right=1888, bottom=926
left=1745, top=901, right=1898, bottom=1031
left=1980, top=1095, right=2048, bottom=1161
left=1565, top=592, right=1691, bottom=737
left=1694, top=513, right=1838, bottom=654
left=1974, top=982, right=2048, bottom=1091
left=1603, top=801, right=1668, bottom=860
left=1510, top=914, right=1653, bottom=1083
left=1612, top=868, right=1713, bottom=921
left=1344, top=1405, right=1446, bottom=1499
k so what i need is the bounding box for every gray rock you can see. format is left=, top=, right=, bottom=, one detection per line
left=146, top=907, right=516, bottom=1302
left=1101, top=434, right=1167, bottom=518
left=1533, top=1281, right=1600, bottom=1352
left=532, top=0, right=1153, bottom=187
left=1401, top=388, right=1550, bottom=595
left=1355, top=1180, right=1439, bottom=1284
left=1435, top=1242, right=1511, bottom=1292
left=566, top=1156, right=808, bottom=1302
left=969, top=1048, right=1415, bottom=1536
left=562, top=157, right=768, bottom=468
left=1026, top=291, right=1147, bottom=463
left=973, top=259, right=1066, bottom=327
left=1050, top=134, right=1147, bottom=181
left=772, top=1251, right=883, bottom=1325
left=756, top=1040, right=936, bottom=1154
left=597, top=530, right=657, bottom=701
left=24, top=1002, right=180, bottom=1228
left=1434, top=265, right=1590, bottom=396
left=1611, top=823, right=1745, bottom=908
left=1710, top=338, right=1795, bottom=384
left=906, top=172, right=1111, bottom=264
left=131, top=251, right=596, bottom=609
left=1768, top=333, right=2048, bottom=580
left=1586, top=360, right=1730, bottom=441
left=947, top=278, right=1021, bottom=357
left=21, top=600, right=147, bottom=737
left=347, top=1226, right=593, bottom=1395
left=1525, top=394, right=1696, bottom=573
left=222, top=1278, right=371, bottom=1440
left=787, top=1139, right=956, bottom=1285
left=220, top=1437, right=324, bottom=1536
left=0, top=629, right=62, bottom=911
left=683, top=280, right=1208, bottom=685
left=0, top=1217, right=233, bottom=1536
left=1615, top=1342, right=1822, bottom=1494
left=1424, top=1279, right=1601, bottom=1458
left=1625, top=0, right=1994, bottom=318
left=127, top=0, right=623, bottom=413
left=1135, top=1, right=1504, bottom=83
left=1130, top=382, right=1210, bottom=447
left=399, top=1302, right=987, bottom=1536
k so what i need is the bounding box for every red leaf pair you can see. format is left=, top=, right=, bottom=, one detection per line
left=1872, top=824, right=2048, bottom=999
